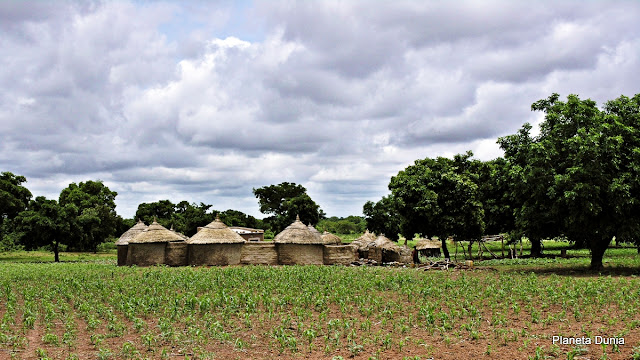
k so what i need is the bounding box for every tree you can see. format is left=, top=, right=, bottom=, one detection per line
left=135, top=200, right=176, bottom=227
left=173, top=201, right=215, bottom=236
left=13, top=196, right=74, bottom=262
left=362, top=196, right=402, bottom=241
left=388, top=152, right=485, bottom=258
left=499, top=93, right=640, bottom=269
left=476, top=158, right=516, bottom=236
left=253, top=182, right=325, bottom=233
left=0, top=172, right=32, bottom=246
left=59, top=180, right=118, bottom=252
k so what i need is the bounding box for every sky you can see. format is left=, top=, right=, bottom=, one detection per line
left=1, top=0, right=640, bottom=219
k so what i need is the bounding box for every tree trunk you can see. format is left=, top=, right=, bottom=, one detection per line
left=589, top=237, right=610, bottom=271
left=53, top=241, right=60, bottom=263
left=441, top=237, right=450, bottom=260
left=467, top=241, right=473, bottom=260
left=530, top=238, right=542, bottom=257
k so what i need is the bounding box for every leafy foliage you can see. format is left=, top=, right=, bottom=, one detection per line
left=362, top=196, right=402, bottom=241
left=253, top=182, right=325, bottom=233
left=59, top=181, right=118, bottom=252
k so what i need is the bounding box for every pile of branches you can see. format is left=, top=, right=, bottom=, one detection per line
left=417, top=259, right=473, bottom=271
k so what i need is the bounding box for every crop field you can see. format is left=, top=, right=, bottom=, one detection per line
left=1, top=247, right=640, bottom=359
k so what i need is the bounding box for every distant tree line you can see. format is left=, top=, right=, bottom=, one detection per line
left=363, top=93, right=640, bottom=270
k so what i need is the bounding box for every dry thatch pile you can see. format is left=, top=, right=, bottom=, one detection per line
left=188, top=216, right=246, bottom=266
left=127, top=220, right=185, bottom=266
left=362, top=235, right=412, bottom=264
left=321, top=231, right=342, bottom=245
left=116, top=219, right=147, bottom=266
left=274, top=215, right=324, bottom=265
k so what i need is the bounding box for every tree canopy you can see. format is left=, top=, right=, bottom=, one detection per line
left=59, top=180, right=118, bottom=252
left=253, top=182, right=325, bottom=233
left=0, top=172, right=33, bottom=248
left=499, top=93, right=640, bottom=269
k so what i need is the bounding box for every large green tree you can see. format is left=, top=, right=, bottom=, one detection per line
left=59, top=180, right=118, bottom=252
left=362, top=196, right=402, bottom=241
left=13, top=196, right=74, bottom=262
left=388, top=152, right=485, bottom=258
left=0, top=172, right=32, bottom=247
left=253, top=182, right=325, bottom=233
left=499, top=93, right=640, bottom=269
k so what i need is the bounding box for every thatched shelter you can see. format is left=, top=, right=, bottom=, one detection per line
left=321, top=231, right=342, bottom=245
left=187, top=216, right=246, bottom=266
left=350, top=230, right=377, bottom=259
left=127, top=220, right=185, bottom=266
left=116, top=219, right=147, bottom=266
left=366, top=235, right=412, bottom=264
left=415, top=238, right=442, bottom=257
left=274, top=215, right=324, bottom=265
left=241, top=242, right=278, bottom=265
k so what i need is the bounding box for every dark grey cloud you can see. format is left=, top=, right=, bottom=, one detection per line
left=1, top=0, right=639, bottom=218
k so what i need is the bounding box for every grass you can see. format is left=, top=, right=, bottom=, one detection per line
left=1, top=241, right=640, bottom=359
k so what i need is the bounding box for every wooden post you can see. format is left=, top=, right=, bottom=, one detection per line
left=519, top=239, right=523, bottom=258
left=468, top=241, right=473, bottom=260
left=501, top=237, right=505, bottom=258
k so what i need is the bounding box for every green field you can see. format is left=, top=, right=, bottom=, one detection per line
left=1, top=245, right=640, bottom=359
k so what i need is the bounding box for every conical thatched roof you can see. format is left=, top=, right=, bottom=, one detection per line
left=350, top=230, right=377, bottom=250
left=321, top=231, right=342, bottom=245
left=170, top=225, right=189, bottom=240
left=188, top=216, right=246, bottom=244
left=308, top=224, right=320, bottom=235
left=372, top=234, right=400, bottom=251
left=274, top=215, right=324, bottom=244
left=116, top=220, right=147, bottom=245
left=415, top=238, right=441, bottom=250
left=129, top=220, right=185, bottom=244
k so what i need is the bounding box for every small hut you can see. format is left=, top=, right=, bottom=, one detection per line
left=321, top=231, right=342, bottom=245
left=367, top=235, right=412, bottom=264
left=127, top=220, right=185, bottom=266
left=187, top=216, right=246, bottom=266
left=116, top=220, right=147, bottom=266
left=274, top=215, right=324, bottom=265
left=350, top=230, right=377, bottom=259
left=415, top=238, right=442, bottom=258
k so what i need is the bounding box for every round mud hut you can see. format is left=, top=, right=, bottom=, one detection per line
left=321, top=231, right=342, bottom=245
left=274, top=215, right=324, bottom=265
left=350, top=230, right=377, bottom=259
left=127, top=220, right=186, bottom=266
left=322, top=231, right=357, bottom=265
left=116, top=219, right=147, bottom=266
left=187, top=216, right=246, bottom=266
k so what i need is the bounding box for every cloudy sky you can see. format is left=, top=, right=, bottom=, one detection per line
left=1, top=0, right=639, bottom=219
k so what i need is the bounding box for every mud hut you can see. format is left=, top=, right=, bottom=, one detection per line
left=187, top=216, right=246, bottom=266
left=240, top=242, right=278, bottom=265
left=367, top=235, right=412, bottom=264
left=127, top=220, right=185, bottom=266
left=415, top=238, right=442, bottom=257
left=274, top=215, right=324, bottom=265
left=115, top=219, right=147, bottom=266
left=321, top=231, right=342, bottom=245
left=350, top=230, right=377, bottom=259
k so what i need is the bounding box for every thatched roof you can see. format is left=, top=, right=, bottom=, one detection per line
left=188, top=216, right=246, bottom=244
left=372, top=234, right=401, bottom=251
left=415, top=238, right=442, bottom=250
left=350, top=230, right=377, bottom=250
left=308, top=224, right=320, bottom=235
left=274, top=215, right=324, bottom=244
left=129, top=220, right=185, bottom=244
left=321, top=231, right=342, bottom=245
left=116, top=220, right=147, bottom=245
left=169, top=225, right=189, bottom=240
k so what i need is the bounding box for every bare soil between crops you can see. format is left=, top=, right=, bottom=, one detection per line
left=4, top=268, right=639, bottom=360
